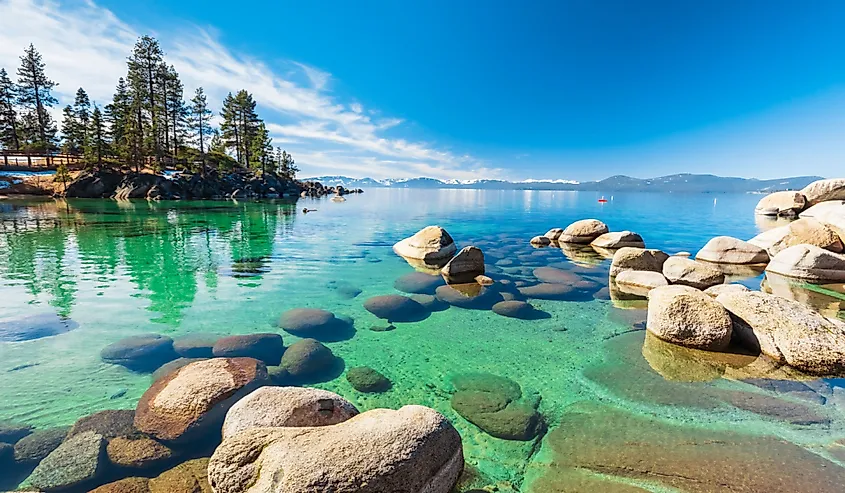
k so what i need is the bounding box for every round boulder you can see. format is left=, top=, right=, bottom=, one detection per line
left=148, top=457, right=211, bottom=493
left=544, top=228, right=564, bottom=241
left=13, top=426, right=68, bottom=463
left=646, top=285, right=732, bottom=350
left=106, top=436, right=173, bottom=469
left=662, top=256, right=725, bottom=290
left=279, top=308, right=337, bottom=337
left=614, top=270, right=668, bottom=296
left=392, top=226, right=457, bottom=266
left=89, top=477, right=151, bottom=493
left=134, top=357, right=269, bottom=443
left=754, top=191, right=807, bottom=216
left=435, top=285, right=503, bottom=309
left=492, top=301, right=541, bottom=320
left=393, top=271, right=445, bottom=294
left=441, top=246, right=485, bottom=284
left=695, top=236, right=769, bottom=264
left=68, top=409, right=138, bottom=440
left=276, top=338, right=339, bottom=382
left=101, top=334, right=178, bottom=372
left=766, top=244, right=845, bottom=282
left=172, top=334, right=217, bottom=358
left=559, top=219, right=609, bottom=244
left=530, top=235, right=551, bottom=247
left=800, top=178, right=845, bottom=206
left=28, top=430, right=106, bottom=491
left=410, top=293, right=450, bottom=312
left=152, top=358, right=207, bottom=382
left=0, top=420, right=32, bottom=444
left=590, top=231, right=645, bottom=249
left=346, top=366, right=392, bottom=393
left=533, top=267, right=584, bottom=284
left=703, top=283, right=750, bottom=298
left=770, top=218, right=844, bottom=256
left=222, top=387, right=359, bottom=439
left=208, top=406, right=463, bottom=493
left=518, top=283, right=582, bottom=301
left=609, top=247, right=670, bottom=277
left=364, top=294, right=429, bottom=322
left=212, top=333, right=284, bottom=366
left=450, top=373, right=541, bottom=441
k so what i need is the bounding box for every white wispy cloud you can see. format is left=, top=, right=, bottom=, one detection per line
left=0, top=0, right=499, bottom=180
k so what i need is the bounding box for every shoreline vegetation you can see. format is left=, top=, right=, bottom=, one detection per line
left=0, top=37, right=364, bottom=200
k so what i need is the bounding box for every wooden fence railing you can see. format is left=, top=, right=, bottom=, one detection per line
left=0, top=151, right=85, bottom=170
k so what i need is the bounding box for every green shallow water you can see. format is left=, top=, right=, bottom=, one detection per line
left=1, top=190, right=844, bottom=492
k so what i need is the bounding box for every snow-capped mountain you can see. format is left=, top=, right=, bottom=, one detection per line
left=301, top=174, right=823, bottom=192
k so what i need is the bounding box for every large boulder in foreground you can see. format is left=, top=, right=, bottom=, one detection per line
left=559, top=219, right=609, bottom=244
left=801, top=178, right=845, bottom=206
left=717, top=290, right=845, bottom=374
left=695, top=236, right=769, bottom=265
left=646, top=285, right=732, bottom=351
left=28, top=430, right=106, bottom=491
left=747, top=225, right=790, bottom=252
left=208, top=405, right=463, bottom=493
left=393, top=226, right=457, bottom=266
left=662, top=256, right=725, bottom=289
left=609, top=248, right=670, bottom=277
left=754, top=190, right=806, bottom=216
left=590, top=231, right=645, bottom=249
left=222, top=387, right=358, bottom=439
left=766, top=244, right=845, bottom=282
left=440, top=246, right=485, bottom=283
left=770, top=217, right=844, bottom=255
left=134, top=357, right=268, bottom=443
left=614, top=270, right=668, bottom=296
left=800, top=200, right=845, bottom=236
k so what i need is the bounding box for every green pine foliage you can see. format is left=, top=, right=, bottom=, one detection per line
left=16, top=44, right=59, bottom=153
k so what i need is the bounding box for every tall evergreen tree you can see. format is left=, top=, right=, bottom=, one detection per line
left=250, top=122, right=272, bottom=173
left=189, top=87, right=212, bottom=173
left=16, top=44, right=58, bottom=154
left=61, top=87, right=91, bottom=155
left=219, top=92, right=240, bottom=164
left=86, top=104, right=108, bottom=166
left=127, top=36, right=164, bottom=167
left=105, top=78, right=132, bottom=166
left=235, top=90, right=260, bottom=167
left=161, top=64, right=187, bottom=158
left=0, top=68, right=20, bottom=151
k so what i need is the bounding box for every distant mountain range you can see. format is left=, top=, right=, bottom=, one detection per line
left=302, top=174, right=823, bottom=193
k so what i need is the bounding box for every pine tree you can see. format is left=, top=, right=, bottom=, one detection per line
left=74, top=88, right=90, bottom=148
left=189, top=87, right=212, bottom=174
left=250, top=122, right=272, bottom=173
left=60, top=105, right=78, bottom=154
left=161, top=64, right=187, bottom=159
left=276, top=149, right=297, bottom=179
left=60, top=88, right=91, bottom=155
left=86, top=104, right=108, bottom=166
left=219, top=92, right=240, bottom=164
left=127, top=36, right=164, bottom=168
left=16, top=44, right=58, bottom=155
left=0, top=68, right=21, bottom=151
left=54, top=160, right=70, bottom=193
left=235, top=90, right=260, bottom=167
left=105, top=78, right=131, bottom=166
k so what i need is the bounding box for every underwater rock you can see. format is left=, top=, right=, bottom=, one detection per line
left=696, top=236, right=770, bottom=264
left=172, top=334, right=217, bottom=358
left=0, top=312, right=78, bottom=343
left=441, top=246, right=485, bottom=284
left=68, top=410, right=139, bottom=440
left=275, top=338, right=339, bottom=383
left=766, top=244, right=845, bottom=282
left=754, top=190, right=807, bottom=216
left=346, top=366, right=392, bottom=393
left=518, top=283, right=585, bottom=301
left=590, top=231, right=645, bottom=249
left=106, top=436, right=173, bottom=469
left=28, top=430, right=106, bottom=491
left=801, top=178, right=845, bottom=206
left=212, top=333, right=284, bottom=366
left=559, top=219, right=608, bottom=244
left=609, top=247, right=670, bottom=277
left=208, top=406, right=463, bottom=493
left=100, top=334, right=178, bottom=373
left=13, top=426, right=68, bottom=463
left=662, top=256, right=725, bottom=290
left=410, top=293, right=450, bottom=312
left=760, top=273, right=844, bottom=317
left=436, top=284, right=504, bottom=309
left=717, top=290, right=845, bottom=374
left=543, top=403, right=845, bottom=493
left=647, top=285, right=732, bottom=351
left=369, top=324, right=396, bottom=332
left=641, top=332, right=757, bottom=383
left=532, top=267, right=583, bottom=284
left=393, top=226, right=457, bottom=267
left=364, top=294, right=430, bottom=322
left=450, top=372, right=541, bottom=441
left=770, top=218, right=844, bottom=256
left=393, top=271, right=446, bottom=294
left=222, top=387, right=358, bottom=439
left=491, top=300, right=545, bottom=320
left=0, top=441, right=12, bottom=469
left=0, top=420, right=32, bottom=444
left=151, top=358, right=207, bottom=382
left=614, top=270, right=668, bottom=296
left=333, top=283, right=363, bottom=299
left=279, top=308, right=337, bottom=336
left=148, top=458, right=211, bottom=493
left=703, top=283, right=750, bottom=298
left=89, top=477, right=151, bottom=493
left=134, top=358, right=269, bottom=443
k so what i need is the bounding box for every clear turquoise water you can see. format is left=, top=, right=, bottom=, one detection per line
left=1, top=190, right=844, bottom=491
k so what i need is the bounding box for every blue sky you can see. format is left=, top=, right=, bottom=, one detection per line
left=1, top=0, right=844, bottom=181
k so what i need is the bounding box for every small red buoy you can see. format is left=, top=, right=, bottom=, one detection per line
left=598, top=195, right=608, bottom=203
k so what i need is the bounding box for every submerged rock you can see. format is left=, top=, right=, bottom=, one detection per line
left=28, top=430, right=106, bottom=491
left=134, top=358, right=269, bottom=443
left=172, top=334, right=217, bottom=358
left=222, top=386, right=358, bottom=439
left=89, top=477, right=151, bottom=493
left=106, top=436, right=172, bottom=469
left=212, top=333, right=284, bottom=366
left=590, top=231, right=645, bottom=249
left=347, top=366, right=392, bottom=393
left=275, top=338, right=339, bottom=383
left=436, top=284, right=504, bottom=309
left=0, top=420, right=32, bottom=444
left=410, top=293, right=450, bottom=312
left=609, top=247, right=669, bottom=277
left=450, top=372, right=541, bottom=441
left=662, top=256, right=725, bottom=290
left=491, top=300, right=544, bottom=319
left=68, top=409, right=139, bottom=440
left=100, top=334, right=178, bottom=372
left=208, top=406, right=463, bottom=493
left=559, top=219, right=609, bottom=244
left=441, top=246, right=485, bottom=283
left=13, top=426, right=68, bottom=463
left=393, top=271, right=446, bottom=294
left=646, top=285, right=732, bottom=351
left=717, top=290, right=845, bottom=374
left=148, top=458, right=211, bottom=493
left=754, top=190, right=807, bottom=216
left=279, top=308, right=337, bottom=336
left=0, top=312, right=78, bottom=343
left=695, top=236, right=769, bottom=264
left=518, top=283, right=583, bottom=301
left=364, top=294, right=430, bottom=322
left=533, top=267, right=584, bottom=284
left=393, top=226, right=457, bottom=267
left=801, top=178, right=845, bottom=206
left=766, top=244, right=845, bottom=282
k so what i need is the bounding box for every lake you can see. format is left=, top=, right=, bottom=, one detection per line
left=1, top=189, right=844, bottom=492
